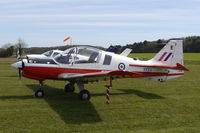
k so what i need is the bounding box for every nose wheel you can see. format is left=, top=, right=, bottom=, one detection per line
left=35, top=90, right=44, bottom=98
left=35, top=81, right=44, bottom=98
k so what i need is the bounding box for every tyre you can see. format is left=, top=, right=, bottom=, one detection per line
left=35, top=90, right=44, bottom=98
left=64, top=84, right=75, bottom=92
left=79, top=90, right=91, bottom=100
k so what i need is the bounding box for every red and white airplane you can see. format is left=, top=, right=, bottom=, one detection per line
left=11, top=40, right=189, bottom=101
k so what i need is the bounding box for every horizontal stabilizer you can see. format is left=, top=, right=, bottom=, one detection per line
left=120, top=48, right=132, bottom=57
left=129, top=63, right=189, bottom=71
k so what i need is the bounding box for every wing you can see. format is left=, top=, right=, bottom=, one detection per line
left=58, top=70, right=141, bottom=82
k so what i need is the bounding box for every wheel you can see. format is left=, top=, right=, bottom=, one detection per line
left=35, top=90, right=44, bottom=98
left=79, top=90, right=91, bottom=100
left=64, top=83, right=75, bottom=93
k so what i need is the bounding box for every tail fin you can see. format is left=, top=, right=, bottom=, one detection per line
left=151, top=40, right=184, bottom=66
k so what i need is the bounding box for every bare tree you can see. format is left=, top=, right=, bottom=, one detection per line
left=15, top=38, right=28, bottom=56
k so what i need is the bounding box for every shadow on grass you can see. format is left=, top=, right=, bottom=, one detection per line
left=24, top=84, right=102, bottom=124
left=7, top=75, right=20, bottom=77
left=0, top=95, right=33, bottom=100
left=119, top=89, right=164, bottom=99
left=92, top=89, right=164, bottom=99
left=0, top=85, right=163, bottom=124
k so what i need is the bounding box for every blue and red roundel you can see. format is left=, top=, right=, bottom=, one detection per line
left=118, top=63, right=126, bottom=70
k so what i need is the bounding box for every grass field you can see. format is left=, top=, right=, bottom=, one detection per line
left=0, top=53, right=200, bottom=133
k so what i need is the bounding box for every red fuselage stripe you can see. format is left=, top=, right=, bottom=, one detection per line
left=129, top=64, right=177, bottom=69
left=23, top=66, right=102, bottom=80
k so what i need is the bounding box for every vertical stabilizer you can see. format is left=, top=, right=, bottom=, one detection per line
left=151, top=40, right=183, bottom=66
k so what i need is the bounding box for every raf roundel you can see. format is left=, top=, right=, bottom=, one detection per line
left=118, top=63, right=126, bottom=70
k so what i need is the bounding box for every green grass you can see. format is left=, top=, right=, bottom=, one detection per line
left=0, top=53, right=200, bottom=133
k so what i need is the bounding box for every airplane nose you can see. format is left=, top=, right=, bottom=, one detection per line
left=11, top=61, right=22, bottom=69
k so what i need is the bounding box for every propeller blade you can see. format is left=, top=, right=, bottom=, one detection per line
left=22, top=60, right=24, bottom=68
left=18, top=68, right=21, bottom=79
left=18, top=60, right=24, bottom=79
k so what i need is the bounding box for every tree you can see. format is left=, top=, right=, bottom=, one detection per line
left=15, top=38, right=28, bottom=56
left=0, top=45, right=14, bottom=57
left=1, top=43, right=13, bottom=49
left=6, top=46, right=14, bottom=56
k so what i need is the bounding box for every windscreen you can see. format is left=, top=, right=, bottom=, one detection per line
left=43, top=50, right=53, bottom=57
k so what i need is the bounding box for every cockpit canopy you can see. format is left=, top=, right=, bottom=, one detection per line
left=43, top=50, right=53, bottom=57
left=42, top=50, right=62, bottom=58
left=54, top=47, right=101, bottom=64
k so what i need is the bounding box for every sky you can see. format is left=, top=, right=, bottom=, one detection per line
left=0, top=0, right=200, bottom=48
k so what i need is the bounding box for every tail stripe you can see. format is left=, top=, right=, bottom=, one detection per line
left=158, top=52, right=167, bottom=61
left=164, top=53, right=172, bottom=61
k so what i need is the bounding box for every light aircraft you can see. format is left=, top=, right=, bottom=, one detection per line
left=11, top=40, right=189, bottom=102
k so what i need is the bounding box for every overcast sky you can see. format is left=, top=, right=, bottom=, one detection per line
left=0, top=0, right=200, bottom=47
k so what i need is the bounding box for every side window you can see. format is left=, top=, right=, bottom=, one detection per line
left=52, top=52, right=59, bottom=57
left=88, top=52, right=99, bottom=63
left=75, top=49, right=99, bottom=64
left=103, top=55, right=112, bottom=65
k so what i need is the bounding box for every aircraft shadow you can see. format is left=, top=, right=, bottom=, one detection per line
left=92, top=89, right=164, bottom=99
left=0, top=95, right=33, bottom=100
left=25, top=84, right=102, bottom=124
left=0, top=86, right=163, bottom=124
left=118, top=89, right=165, bottom=99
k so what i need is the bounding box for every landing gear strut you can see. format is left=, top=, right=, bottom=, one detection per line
left=35, top=81, right=44, bottom=98
left=77, top=82, right=90, bottom=100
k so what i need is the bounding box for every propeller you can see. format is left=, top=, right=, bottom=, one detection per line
left=11, top=57, right=26, bottom=80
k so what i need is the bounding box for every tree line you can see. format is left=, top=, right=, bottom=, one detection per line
left=0, top=36, right=200, bottom=57
left=0, top=39, right=27, bottom=57
left=115, top=36, right=200, bottom=53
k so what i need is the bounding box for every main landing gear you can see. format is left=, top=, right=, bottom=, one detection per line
left=64, top=83, right=75, bottom=92
left=64, top=82, right=91, bottom=100
left=77, top=82, right=90, bottom=100
left=35, top=81, right=44, bottom=98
